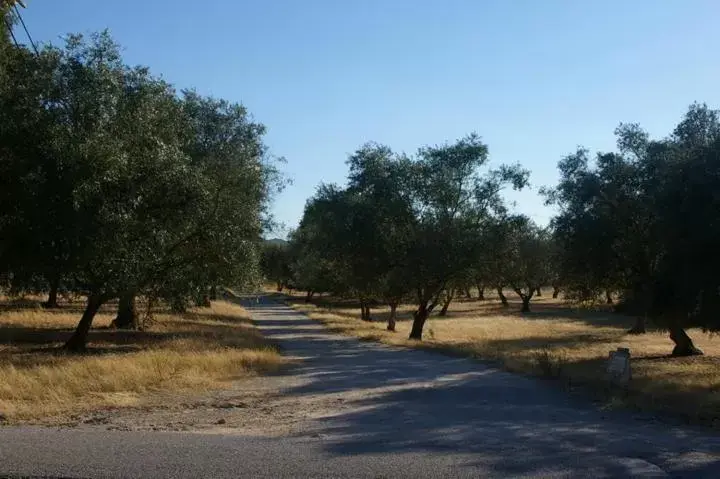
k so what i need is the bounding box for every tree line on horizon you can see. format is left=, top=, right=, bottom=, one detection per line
left=263, top=104, right=720, bottom=357
left=0, top=13, right=281, bottom=350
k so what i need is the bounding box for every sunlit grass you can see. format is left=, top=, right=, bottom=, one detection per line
left=288, top=289, right=720, bottom=425
left=0, top=298, right=283, bottom=422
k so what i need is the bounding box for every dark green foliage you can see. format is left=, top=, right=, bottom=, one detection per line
left=291, top=134, right=528, bottom=339
left=503, top=218, right=553, bottom=313
left=547, top=103, right=720, bottom=355
left=261, top=241, right=292, bottom=291
left=0, top=32, right=279, bottom=351
left=290, top=102, right=720, bottom=357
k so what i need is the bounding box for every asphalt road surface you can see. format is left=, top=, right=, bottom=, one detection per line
left=2, top=297, right=720, bottom=478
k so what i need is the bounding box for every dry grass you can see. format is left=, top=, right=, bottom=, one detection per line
left=0, top=297, right=283, bottom=423
left=286, top=289, right=720, bottom=426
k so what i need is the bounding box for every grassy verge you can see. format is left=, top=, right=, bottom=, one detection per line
left=285, top=290, right=720, bottom=426
left=0, top=297, right=283, bottom=423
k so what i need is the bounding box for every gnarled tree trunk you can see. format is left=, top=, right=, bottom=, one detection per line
left=513, top=287, right=534, bottom=313
left=552, top=285, right=560, bottom=299
left=199, top=293, right=211, bottom=307
left=409, top=304, right=429, bottom=340
left=521, top=296, right=531, bottom=312
left=409, top=289, right=443, bottom=340
left=113, top=292, right=138, bottom=330
left=195, top=287, right=211, bottom=307
left=535, top=287, right=542, bottom=297
left=43, top=278, right=60, bottom=308
left=669, top=325, right=703, bottom=356
left=439, top=290, right=454, bottom=317
left=359, top=300, right=372, bottom=321
left=477, top=285, right=485, bottom=300
left=387, top=302, right=397, bottom=332
left=64, top=294, right=105, bottom=352
left=497, top=287, right=508, bottom=307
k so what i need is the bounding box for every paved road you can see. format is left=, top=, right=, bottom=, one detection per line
left=2, top=297, right=720, bottom=478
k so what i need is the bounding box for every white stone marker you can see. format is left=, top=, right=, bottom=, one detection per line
left=607, top=347, right=631, bottom=386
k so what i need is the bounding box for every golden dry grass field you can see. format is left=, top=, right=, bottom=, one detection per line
left=286, top=288, right=720, bottom=426
left=0, top=296, right=283, bottom=423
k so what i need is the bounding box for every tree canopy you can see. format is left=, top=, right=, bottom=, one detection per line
left=290, top=134, right=528, bottom=339
left=285, top=103, right=720, bottom=356
left=0, top=31, right=281, bottom=350
left=546, top=103, right=720, bottom=355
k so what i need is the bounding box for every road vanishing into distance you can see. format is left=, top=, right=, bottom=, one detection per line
left=2, top=297, right=720, bottom=478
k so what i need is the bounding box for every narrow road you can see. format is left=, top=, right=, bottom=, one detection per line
left=1, top=297, right=719, bottom=478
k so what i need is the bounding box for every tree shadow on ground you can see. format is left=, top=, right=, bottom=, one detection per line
left=451, top=299, right=654, bottom=332
left=0, top=324, right=254, bottom=365
left=0, top=301, right=107, bottom=315
left=480, top=332, right=623, bottom=352
left=282, top=291, right=655, bottom=332
left=311, top=380, right=720, bottom=477
left=247, top=301, right=720, bottom=477
left=0, top=300, right=256, bottom=362
left=0, top=297, right=187, bottom=316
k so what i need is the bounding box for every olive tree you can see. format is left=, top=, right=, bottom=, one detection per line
left=502, top=218, right=552, bottom=313
left=547, top=103, right=720, bottom=355
left=400, top=134, right=529, bottom=339
left=0, top=31, right=275, bottom=350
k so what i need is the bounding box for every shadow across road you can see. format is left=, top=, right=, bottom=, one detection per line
left=242, top=296, right=720, bottom=478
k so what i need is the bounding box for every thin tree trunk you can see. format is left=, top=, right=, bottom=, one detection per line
left=627, top=316, right=647, bottom=335
left=305, top=290, right=314, bottom=303
left=521, top=296, right=531, bottom=313
left=144, top=295, right=156, bottom=326
left=195, top=288, right=211, bottom=307
left=464, top=288, right=472, bottom=299
left=514, top=287, right=534, bottom=313
left=669, top=324, right=703, bottom=356
left=64, top=294, right=105, bottom=352
left=605, top=289, right=613, bottom=304
left=439, top=290, right=454, bottom=317
left=209, top=285, right=217, bottom=301
left=276, top=282, right=283, bottom=292
left=552, top=285, right=560, bottom=299
left=387, top=302, right=397, bottom=331
left=409, top=304, right=429, bottom=340
left=199, top=292, right=211, bottom=307
left=477, top=285, right=485, bottom=300
left=360, top=300, right=372, bottom=321
left=43, top=278, right=60, bottom=308
left=113, top=292, right=138, bottom=330
left=497, top=287, right=508, bottom=307
left=535, top=287, right=542, bottom=297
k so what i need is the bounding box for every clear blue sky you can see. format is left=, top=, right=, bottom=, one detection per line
left=18, top=0, right=720, bottom=236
